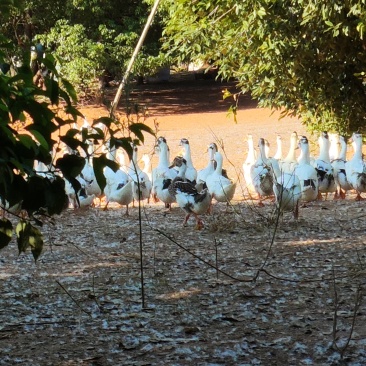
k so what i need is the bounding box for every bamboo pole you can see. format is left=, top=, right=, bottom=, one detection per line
left=109, top=0, right=162, bottom=118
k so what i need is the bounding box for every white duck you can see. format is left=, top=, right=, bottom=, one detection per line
left=116, top=148, right=130, bottom=175
left=264, top=139, right=282, bottom=168
left=242, top=134, right=257, bottom=196
left=250, top=138, right=275, bottom=204
left=170, top=159, right=212, bottom=230
left=329, top=133, right=340, bottom=161
left=129, top=144, right=152, bottom=203
left=280, top=131, right=298, bottom=173
left=179, top=138, right=197, bottom=183
left=206, top=151, right=236, bottom=204
left=196, top=142, right=218, bottom=192
left=141, top=153, right=152, bottom=182
left=103, top=144, right=133, bottom=214
left=103, top=166, right=133, bottom=214
left=273, top=134, right=283, bottom=160
left=78, top=186, right=95, bottom=208
left=345, top=132, right=366, bottom=200
left=152, top=137, right=178, bottom=208
left=332, top=135, right=352, bottom=199
left=312, top=131, right=336, bottom=199
left=272, top=162, right=301, bottom=219
left=64, top=176, right=90, bottom=208
left=81, top=140, right=103, bottom=203
left=294, top=136, right=319, bottom=202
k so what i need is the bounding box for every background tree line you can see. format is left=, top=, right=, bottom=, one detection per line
left=0, top=0, right=168, bottom=101
left=161, top=0, right=366, bottom=134
left=3, top=0, right=366, bottom=134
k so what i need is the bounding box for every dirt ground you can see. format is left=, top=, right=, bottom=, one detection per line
left=1, top=76, right=366, bottom=366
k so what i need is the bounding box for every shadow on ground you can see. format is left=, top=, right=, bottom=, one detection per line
left=108, top=74, right=258, bottom=116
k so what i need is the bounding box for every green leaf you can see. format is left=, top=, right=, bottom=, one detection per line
left=16, top=220, right=30, bottom=254
left=18, top=134, right=37, bottom=150
left=60, top=78, right=78, bottom=103
left=59, top=134, right=87, bottom=152
left=93, top=117, right=113, bottom=129
left=113, top=137, right=133, bottom=159
left=1, top=174, right=27, bottom=208
left=92, top=154, right=119, bottom=193
left=30, top=225, right=44, bottom=262
left=44, top=78, right=60, bottom=105
left=44, top=176, right=68, bottom=215
left=129, top=123, right=155, bottom=144
left=0, top=218, right=13, bottom=249
left=16, top=221, right=43, bottom=261
left=56, top=154, right=85, bottom=180
left=21, top=176, right=47, bottom=213
left=28, top=129, right=49, bottom=150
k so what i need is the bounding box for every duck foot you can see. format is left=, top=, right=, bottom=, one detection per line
left=355, top=193, right=364, bottom=201
left=194, top=215, right=204, bottom=230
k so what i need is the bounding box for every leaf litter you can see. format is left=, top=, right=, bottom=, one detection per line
left=0, top=196, right=366, bottom=366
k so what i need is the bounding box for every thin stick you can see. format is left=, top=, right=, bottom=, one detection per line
left=110, top=0, right=161, bottom=117
left=138, top=187, right=145, bottom=309
left=215, top=237, right=219, bottom=280
left=56, top=280, right=91, bottom=317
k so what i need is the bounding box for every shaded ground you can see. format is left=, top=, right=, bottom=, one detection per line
left=1, top=75, right=366, bottom=365
left=113, top=77, right=257, bottom=116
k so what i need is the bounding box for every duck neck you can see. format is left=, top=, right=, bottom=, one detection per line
left=274, top=139, right=282, bottom=160
left=285, top=140, right=296, bottom=162
left=298, top=143, right=310, bottom=164
left=130, top=149, right=140, bottom=173
left=258, top=143, right=269, bottom=165
left=329, top=138, right=340, bottom=160
left=247, top=139, right=256, bottom=162
left=208, top=147, right=216, bottom=169
left=319, top=138, right=331, bottom=162
left=177, top=164, right=187, bottom=179
left=353, top=138, right=363, bottom=160
left=338, top=139, right=347, bottom=161
left=158, top=144, right=170, bottom=168
left=142, top=156, right=150, bottom=174
left=215, top=154, right=223, bottom=175
left=183, top=145, right=193, bottom=167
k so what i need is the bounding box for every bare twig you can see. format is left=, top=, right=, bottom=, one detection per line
left=214, top=237, right=219, bottom=280
left=56, top=280, right=91, bottom=317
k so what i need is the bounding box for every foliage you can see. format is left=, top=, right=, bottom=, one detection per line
left=0, top=3, right=155, bottom=260
left=35, top=20, right=106, bottom=100
left=0, top=0, right=169, bottom=101
left=162, top=0, right=366, bottom=134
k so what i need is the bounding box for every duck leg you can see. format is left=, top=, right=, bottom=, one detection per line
left=293, top=200, right=299, bottom=220
left=182, top=214, right=191, bottom=227
left=193, top=213, right=204, bottom=230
